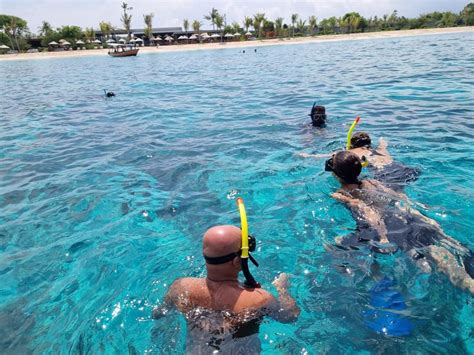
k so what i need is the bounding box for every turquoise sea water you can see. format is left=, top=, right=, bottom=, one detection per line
left=1, top=32, right=473, bottom=353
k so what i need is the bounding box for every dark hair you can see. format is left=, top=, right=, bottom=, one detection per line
left=325, top=151, right=362, bottom=184
left=350, top=132, right=371, bottom=149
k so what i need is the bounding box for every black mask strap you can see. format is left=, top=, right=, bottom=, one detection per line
left=204, top=252, right=239, bottom=265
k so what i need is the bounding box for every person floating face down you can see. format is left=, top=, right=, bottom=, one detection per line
left=325, top=150, right=474, bottom=294
left=300, top=131, right=420, bottom=191
left=153, top=225, right=300, bottom=353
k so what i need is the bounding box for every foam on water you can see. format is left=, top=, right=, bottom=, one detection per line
left=1, top=32, right=473, bottom=353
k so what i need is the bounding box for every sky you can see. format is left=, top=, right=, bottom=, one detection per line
left=0, top=0, right=470, bottom=33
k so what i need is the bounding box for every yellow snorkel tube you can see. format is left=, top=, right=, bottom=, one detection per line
left=346, top=116, right=360, bottom=150
left=346, top=116, right=369, bottom=168
left=236, top=197, right=260, bottom=288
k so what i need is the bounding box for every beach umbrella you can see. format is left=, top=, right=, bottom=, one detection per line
left=76, top=40, right=85, bottom=45
left=189, top=34, right=198, bottom=40
left=245, top=31, right=252, bottom=36
left=48, top=41, right=58, bottom=45
left=178, top=35, right=188, bottom=40
left=135, top=38, right=143, bottom=42
left=0, top=44, right=10, bottom=49
left=154, top=36, right=163, bottom=41
left=62, top=40, right=71, bottom=45
left=129, top=38, right=136, bottom=43
left=106, top=39, right=116, bottom=43
left=200, top=33, right=210, bottom=39
left=224, top=33, right=234, bottom=38
left=165, top=35, right=174, bottom=41
left=210, top=33, right=220, bottom=38
left=92, top=39, right=101, bottom=44
left=233, top=32, right=241, bottom=37
left=118, top=38, right=126, bottom=43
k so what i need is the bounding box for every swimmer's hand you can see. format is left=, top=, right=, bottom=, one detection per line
left=272, top=273, right=290, bottom=291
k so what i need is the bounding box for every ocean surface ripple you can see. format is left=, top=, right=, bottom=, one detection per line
left=0, top=32, right=473, bottom=353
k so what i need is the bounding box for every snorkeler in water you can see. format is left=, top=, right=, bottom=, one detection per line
left=153, top=199, right=299, bottom=353
left=299, top=117, right=420, bottom=191
left=309, top=103, right=327, bottom=127
left=325, top=150, right=474, bottom=294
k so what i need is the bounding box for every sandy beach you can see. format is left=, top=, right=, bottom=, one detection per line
left=0, top=26, right=472, bottom=62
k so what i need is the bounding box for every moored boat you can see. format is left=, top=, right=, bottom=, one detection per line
left=108, top=44, right=139, bottom=57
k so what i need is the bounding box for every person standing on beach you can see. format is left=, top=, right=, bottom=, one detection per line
left=153, top=225, right=300, bottom=353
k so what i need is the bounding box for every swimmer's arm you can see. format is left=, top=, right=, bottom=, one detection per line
left=374, top=138, right=392, bottom=159
left=371, top=138, right=393, bottom=167
left=332, top=192, right=389, bottom=243
left=265, top=273, right=300, bottom=323
left=297, top=152, right=332, bottom=159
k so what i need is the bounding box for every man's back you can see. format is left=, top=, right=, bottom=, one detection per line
left=168, top=277, right=275, bottom=315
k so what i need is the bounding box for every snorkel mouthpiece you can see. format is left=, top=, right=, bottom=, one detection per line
left=346, top=116, right=360, bottom=150
left=361, top=155, right=369, bottom=168
left=236, top=197, right=260, bottom=288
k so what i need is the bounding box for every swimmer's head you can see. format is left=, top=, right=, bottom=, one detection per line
left=325, top=150, right=362, bottom=184
left=350, top=132, right=371, bottom=149
left=309, top=104, right=327, bottom=127
left=203, top=225, right=242, bottom=270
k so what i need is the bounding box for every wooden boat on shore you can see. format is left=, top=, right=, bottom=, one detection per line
left=108, top=44, right=139, bottom=57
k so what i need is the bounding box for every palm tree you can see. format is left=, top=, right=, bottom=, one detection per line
left=121, top=2, right=133, bottom=40
left=183, top=19, right=189, bottom=43
left=337, top=17, right=347, bottom=33
left=297, top=19, right=306, bottom=36
left=243, top=16, right=253, bottom=33
left=144, top=13, right=154, bottom=43
left=204, top=8, right=219, bottom=30
left=291, top=13, right=298, bottom=37
left=99, top=21, right=111, bottom=40
left=84, top=27, right=96, bottom=43
left=274, top=17, right=283, bottom=38
left=308, top=15, right=317, bottom=36
left=39, top=21, right=52, bottom=37
left=231, top=22, right=241, bottom=34
left=253, top=13, right=266, bottom=39
left=214, top=13, right=224, bottom=42
left=192, top=20, right=201, bottom=43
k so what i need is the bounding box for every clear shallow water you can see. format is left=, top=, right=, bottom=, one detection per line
left=1, top=32, right=473, bottom=353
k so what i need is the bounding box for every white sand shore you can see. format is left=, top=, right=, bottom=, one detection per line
left=1, top=27, right=472, bottom=62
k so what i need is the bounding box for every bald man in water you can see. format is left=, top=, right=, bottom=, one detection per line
left=153, top=225, right=299, bottom=352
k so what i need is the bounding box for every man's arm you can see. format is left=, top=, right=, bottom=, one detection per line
left=264, top=273, right=300, bottom=323
left=332, top=191, right=389, bottom=243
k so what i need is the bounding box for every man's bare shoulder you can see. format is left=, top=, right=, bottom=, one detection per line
left=236, top=287, right=276, bottom=310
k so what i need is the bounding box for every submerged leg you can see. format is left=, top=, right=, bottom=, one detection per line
left=426, top=245, right=474, bottom=294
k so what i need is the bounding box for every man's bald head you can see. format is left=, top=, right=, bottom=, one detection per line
left=203, top=225, right=242, bottom=258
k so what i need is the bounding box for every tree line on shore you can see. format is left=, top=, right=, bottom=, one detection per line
left=1, top=2, right=473, bottom=52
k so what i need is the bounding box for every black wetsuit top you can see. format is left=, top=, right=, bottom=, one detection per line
left=372, top=161, right=421, bottom=192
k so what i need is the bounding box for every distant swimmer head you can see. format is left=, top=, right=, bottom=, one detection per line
left=325, top=150, right=362, bottom=184
left=309, top=103, right=327, bottom=127
left=351, top=132, right=372, bottom=149
left=104, top=89, right=115, bottom=97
